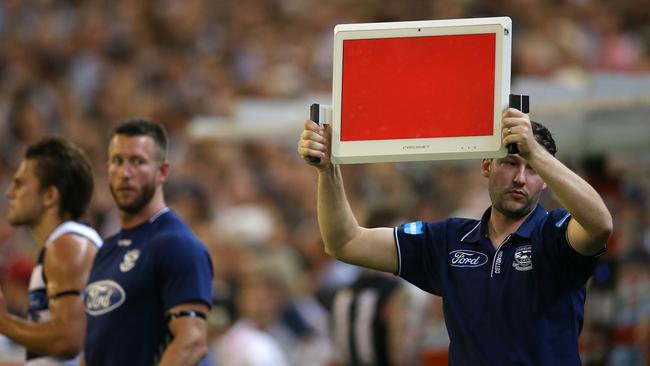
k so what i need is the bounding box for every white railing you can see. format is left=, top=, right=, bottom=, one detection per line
left=189, top=73, right=650, bottom=155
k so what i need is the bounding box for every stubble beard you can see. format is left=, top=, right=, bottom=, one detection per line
left=8, top=213, right=36, bottom=227
left=7, top=203, right=41, bottom=228
left=110, top=181, right=157, bottom=216
left=492, top=190, right=539, bottom=219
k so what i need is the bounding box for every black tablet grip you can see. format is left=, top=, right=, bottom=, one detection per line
left=507, top=94, right=529, bottom=154
left=308, top=103, right=321, bottom=164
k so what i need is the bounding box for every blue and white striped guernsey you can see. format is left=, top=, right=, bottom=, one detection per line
left=27, top=221, right=102, bottom=366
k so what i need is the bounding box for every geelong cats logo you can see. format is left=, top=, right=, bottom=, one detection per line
left=120, top=249, right=140, bottom=272
left=513, top=245, right=533, bottom=271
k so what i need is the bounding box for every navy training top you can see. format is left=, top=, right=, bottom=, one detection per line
left=84, top=209, right=213, bottom=365
left=395, top=204, right=604, bottom=365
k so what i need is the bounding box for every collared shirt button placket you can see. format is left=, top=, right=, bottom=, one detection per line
left=491, top=234, right=512, bottom=278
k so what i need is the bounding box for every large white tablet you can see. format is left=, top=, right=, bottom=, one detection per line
left=331, top=17, right=512, bottom=164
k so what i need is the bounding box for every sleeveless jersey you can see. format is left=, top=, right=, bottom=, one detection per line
left=27, top=221, right=102, bottom=366
left=332, top=274, right=399, bottom=366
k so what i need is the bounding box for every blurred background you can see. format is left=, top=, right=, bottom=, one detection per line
left=0, top=0, right=649, bottom=365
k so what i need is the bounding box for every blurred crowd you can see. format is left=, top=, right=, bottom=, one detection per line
left=1, top=0, right=649, bottom=365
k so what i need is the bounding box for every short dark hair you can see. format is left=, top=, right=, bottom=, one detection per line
left=25, top=136, right=94, bottom=221
left=111, top=118, right=168, bottom=161
left=531, top=121, right=557, bottom=156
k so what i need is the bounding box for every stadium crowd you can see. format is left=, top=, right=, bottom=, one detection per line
left=1, top=0, right=649, bottom=364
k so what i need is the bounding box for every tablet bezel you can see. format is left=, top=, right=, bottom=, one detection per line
left=331, top=17, right=512, bottom=164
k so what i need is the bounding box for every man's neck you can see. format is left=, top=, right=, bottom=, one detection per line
left=31, top=212, right=66, bottom=248
left=119, top=199, right=167, bottom=229
left=487, top=207, right=529, bottom=247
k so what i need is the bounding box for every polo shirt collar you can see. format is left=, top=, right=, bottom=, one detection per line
left=461, top=203, right=548, bottom=243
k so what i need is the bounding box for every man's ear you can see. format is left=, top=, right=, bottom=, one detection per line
left=42, top=185, right=60, bottom=210
left=157, top=160, right=170, bottom=183
left=481, top=159, right=492, bottom=178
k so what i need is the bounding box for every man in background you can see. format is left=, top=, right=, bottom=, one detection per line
left=0, top=136, right=102, bottom=365
left=83, top=119, right=213, bottom=365
left=331, top=207, right=418, bottom=366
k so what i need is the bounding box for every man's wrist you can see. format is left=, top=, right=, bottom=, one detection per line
left=526, top=143, right=554, bottom=168
left=317, top=163, right=335, bottom=175
left=0, top=312, right=11, bottom=333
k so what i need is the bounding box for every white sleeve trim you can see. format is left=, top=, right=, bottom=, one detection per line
left=45, top=221, right=103, bottom=248
left=393, top=227, right=402, bottom=276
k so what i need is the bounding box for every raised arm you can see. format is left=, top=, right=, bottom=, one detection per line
left=297, top=120, right=397, bottom=273
left=0, top=235, right=97, bottom=358
left=502, top=109, right=613, bottom=256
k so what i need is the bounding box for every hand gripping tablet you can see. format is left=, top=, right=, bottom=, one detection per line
left=307, top=103, right=332, bottom=164
left=507, top=94, right=530, bottom=154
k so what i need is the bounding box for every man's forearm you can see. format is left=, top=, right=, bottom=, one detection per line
left=529, top=150, right=612, bottom=249
left=159, top=311, right=209, bottom=366
left=317, top=165, right=362, bottom=258
left=158, top=336, right=207, bottom=366
left=0, top=314, right=83, bottom=359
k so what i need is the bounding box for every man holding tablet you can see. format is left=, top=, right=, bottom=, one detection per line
left=297, top=108, right=612, bottom=364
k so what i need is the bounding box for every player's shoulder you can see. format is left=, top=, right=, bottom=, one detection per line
left=149, top=212, right=205, bottom=251
left=546, top=207, right=570, bottom=222
left=528, top=207, right=571, bottom=231
left=49, top=230, right=99, bottom=254
left=448, top=216, right=480, bottom=229
left=429, top=216, right=479, bottom=235
left=45, top=233, right=98, bottom=270
left=539, top=208, right=572, bottom=234
left=152, top=210, right=193, bottom=233
left=46, top=221, right=102, bottom=248
left=397, top=217, right=476, bottom=235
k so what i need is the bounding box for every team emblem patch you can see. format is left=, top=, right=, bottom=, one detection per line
left=119, top=249, right=140, bottom=272
left=512, top=245, right=533, bottom=271
left=84, top=280, right=126, bottom=315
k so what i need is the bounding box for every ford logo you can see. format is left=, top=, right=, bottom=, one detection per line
left=449, top=250, right=488, bottom=268
left=84, top=280, right=126, bottom=315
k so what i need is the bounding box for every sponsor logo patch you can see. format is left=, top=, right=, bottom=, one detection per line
left=449, top=250, right=488, bottom=268
left=84, top=280, right=126, bottom=315
left=512, top=245, right=533, bottom=271
left=403, top=221, right=424, bottom=235
left=28, top=289, right=48, bottom=312
left=28, top=289, right=48, bottom=321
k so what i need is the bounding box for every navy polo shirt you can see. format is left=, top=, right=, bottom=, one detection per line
left=395, top=204, right=604, bottom=365
left=84, top=209, right=213, bottom=365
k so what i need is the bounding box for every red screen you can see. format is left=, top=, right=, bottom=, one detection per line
left=341, top=33, right=495, bottom=141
